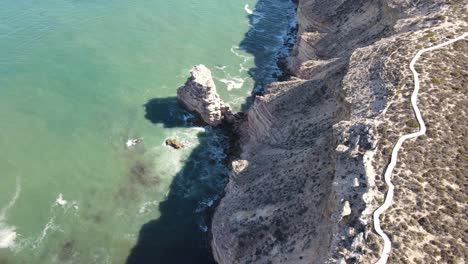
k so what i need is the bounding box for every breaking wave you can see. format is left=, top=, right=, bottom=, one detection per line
left=230, top=45, right=252, bottom=73
left=244, top=4, right=253, bottom=15
left=0, top=226, right=17, bottom=249
left=139, top=200, right=158, bottom=214
left=33, top=216, right=58, bottom=249
left=0, top=177, right=21, bottom=249
left=218, top=76, right=246, bottom=91
left=0, top=177, right=21, bottom=222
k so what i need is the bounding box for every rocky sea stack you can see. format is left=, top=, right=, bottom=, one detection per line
left=177, top=64, right=234, bottom=126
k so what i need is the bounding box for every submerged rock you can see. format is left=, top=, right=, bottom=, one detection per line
left=165, top=138, right=185, bottom=149
left=177, top=64, right=233, bottom=126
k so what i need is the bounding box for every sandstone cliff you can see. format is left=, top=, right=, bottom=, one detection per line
left=177, top=65, right=233, bottom=126
left=212, top=0, right=467, bottom=263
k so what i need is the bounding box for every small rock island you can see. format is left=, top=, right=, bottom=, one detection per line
left=165, top=138, right=184, bottom=149
left=177, top=64, right=234, bottom=126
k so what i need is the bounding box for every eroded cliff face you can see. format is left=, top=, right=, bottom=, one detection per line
left=212, top=0, right=466, bottom=263
left=213, top=75, right=345, bottom=263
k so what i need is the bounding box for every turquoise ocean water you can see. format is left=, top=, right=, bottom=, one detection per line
left=0, top=0, right=295, bottom=263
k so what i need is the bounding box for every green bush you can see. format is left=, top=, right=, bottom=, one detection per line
left=431, top=77, right=443, bottom=84
left=423, top=32, right=435, bottom=39
left=406, top=119, right=419, bottom=128
left=435, top=14, right=446, bottom=20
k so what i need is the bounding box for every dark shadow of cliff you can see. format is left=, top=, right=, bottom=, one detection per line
left=143, top=98, right=188, bottom=128
left=238, top=0, right=297, bottom=111
left=126, top=2, right=299, bottom=263
left=126, top=97, right=226, bottom=264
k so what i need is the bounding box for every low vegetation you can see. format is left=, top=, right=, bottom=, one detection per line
left=357, top=3, right=468, bottom=261
left=373, top=34, right=467, bottom=263
left=405, top=119, right=419, bottom=129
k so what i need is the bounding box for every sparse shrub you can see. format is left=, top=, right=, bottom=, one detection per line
left=435, top=14, right=446, bottom=20
left=450, top=85, right=461, bottom=90
left=423, top=32, right=436, bottom=39
left=431, top=77, right=443, bottom=84
left=406, top=119, right=419, bottom=128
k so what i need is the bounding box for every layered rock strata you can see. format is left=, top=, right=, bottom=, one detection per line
left=212, top=0, right=466, bottom=263
left=177, top=64, right=233, bottom=126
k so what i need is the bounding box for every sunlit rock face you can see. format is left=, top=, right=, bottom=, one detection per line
left=177, top=64, right=232, bottom=126
left=211, top=0, right=457, bottom=263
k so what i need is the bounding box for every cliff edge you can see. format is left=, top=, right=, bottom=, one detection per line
left=212, top=0, right=467, bottom=263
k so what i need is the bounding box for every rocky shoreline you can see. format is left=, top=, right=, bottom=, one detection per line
left=176, top=4, right=300, bottom=260
left=177, top=0, right=466, bottom=262
left=176, top=64, right=245, bottom=163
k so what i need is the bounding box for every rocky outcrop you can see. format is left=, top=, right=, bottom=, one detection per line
left=165, top=138, right=184, bottom=149
left=177, top=64, right=233, bottom=126
left=211, top=0, right=459, bottom=263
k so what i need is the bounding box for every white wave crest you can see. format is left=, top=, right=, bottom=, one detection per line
left=139, top=200, right=158, bottom=214
left=219, top=77, right=245, bottom=91
left=33, top=217, right=58, bottom=249
left=190, top=127, right=206, bottom=133
left=55, top=193, right=67, bottom=207
left=244, top=4, right=253, bottom=15
left=0, top=177, right=21, bottom=249
left=0, top=225, right=17, bottom=249
left=230, top=46, right=252, bottom=73
left=230, top=46, right=250, bottom=61
left=0, top=177, right=21, bottom=222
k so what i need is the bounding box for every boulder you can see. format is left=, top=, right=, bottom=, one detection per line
left=165, top=138, right=185, bottom=149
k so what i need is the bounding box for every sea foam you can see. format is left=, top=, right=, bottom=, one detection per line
left=55, top=193, right=67, bottom=207
left=244, top=4, right=253, bottom=15
left=219, top=77, right=245, bottom=90
left=33, top=217, right=57, bottom=249
left=139, top=200, right=158, bottom=214
left=0, top=177, right=21, bottom=222
left=0, top=177, right=21, bottom=249
left=0, top=225, right=17, bottom=249
left=230, top=46, right=252, bottom=73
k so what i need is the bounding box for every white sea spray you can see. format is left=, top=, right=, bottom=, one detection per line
left=138, top=200, right=158, bottom=214
left=32, top=216, right=58, bottom=249
left=0, top=226, right=17, bottom=249
left=218, top=76, right=246, bottom=91
left=230, top=45, right=252, bottom=73
left=244, top=4, right=253, bottom=15
left=0, top=177, right=21, bottom=249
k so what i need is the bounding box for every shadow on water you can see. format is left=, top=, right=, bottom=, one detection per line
left=126, top=1, right=296, bottom=263
left=143, top=98, right=188, bottom=128
left=126, top=97, right=225, bottom=264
